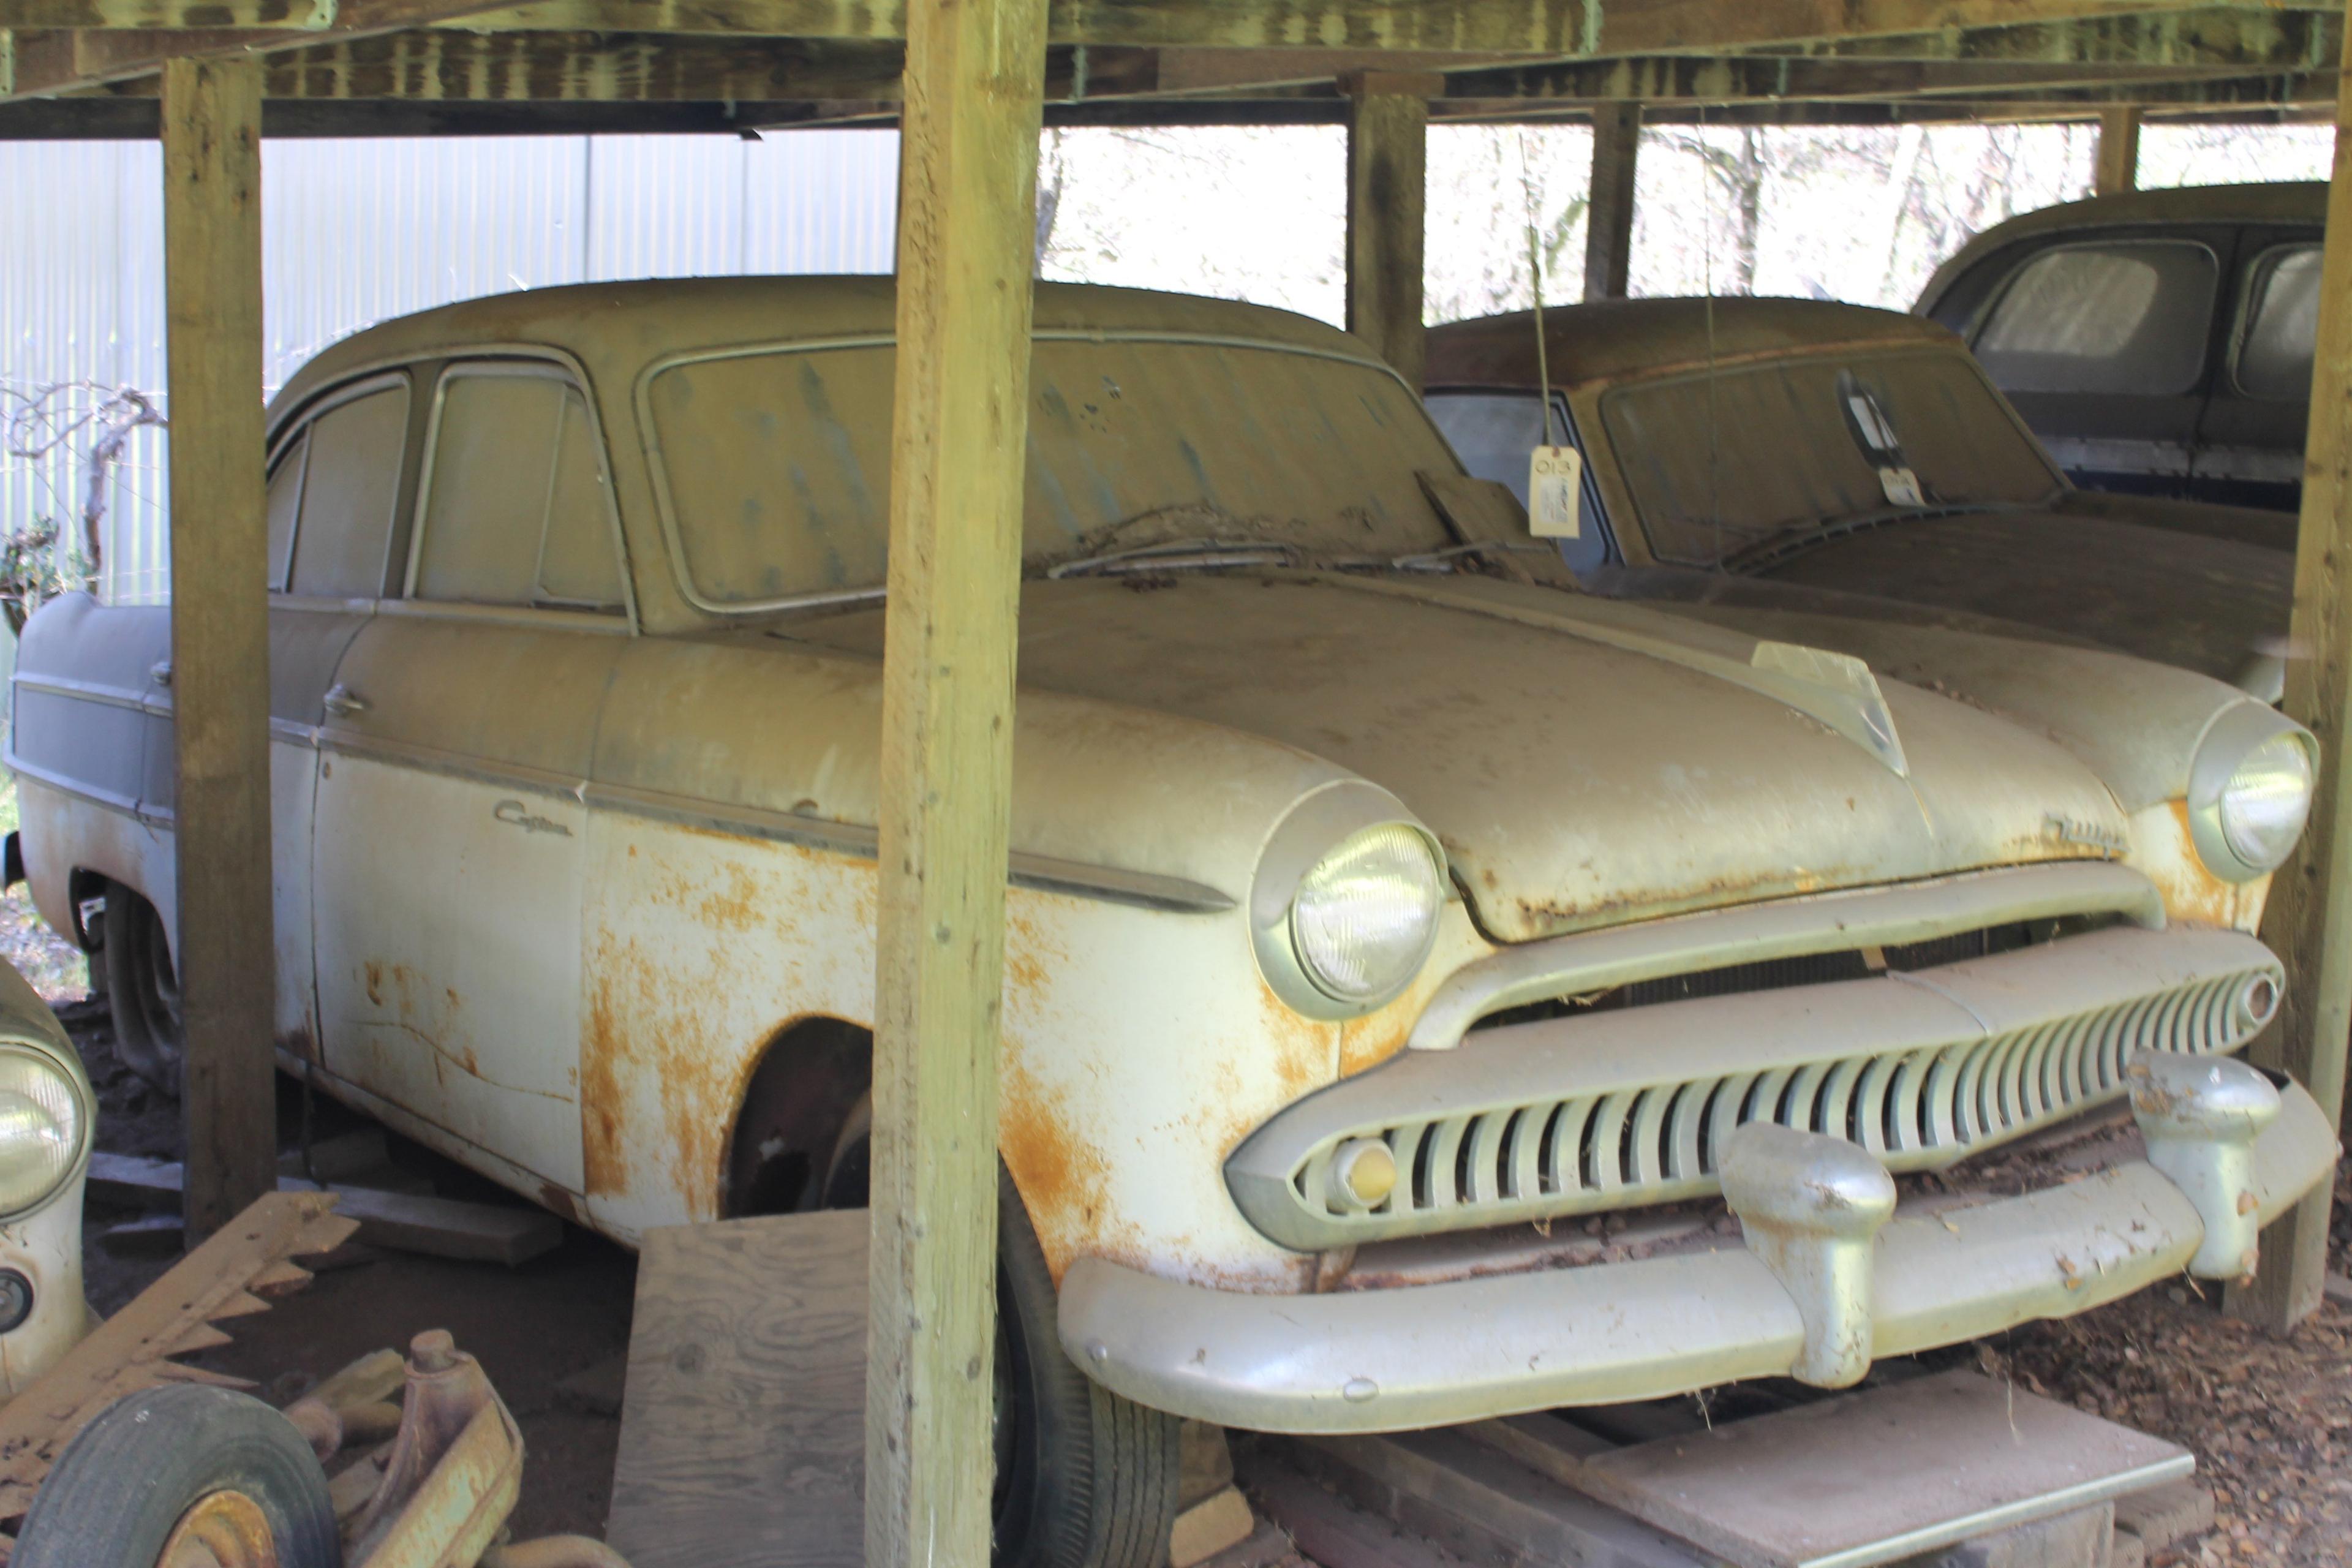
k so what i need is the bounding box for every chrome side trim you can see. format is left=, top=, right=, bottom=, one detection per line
left=1235, top=922, right=2275, bottom=1251
left=10, top=672, right=158, bottom=715
left=584, top=781, right=1235, bottom=915
left=4, top=752, right=145, bottom=822
left=321, top=730, right=586, bottom=802
left=1407, top=861, right=2162, bottom=1052
left=1065, top=1082, right=2337, bottom=1433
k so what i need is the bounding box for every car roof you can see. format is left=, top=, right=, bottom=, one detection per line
left=268, top=275, right=1377, bottom=425
left=1916, top=181, right=2326, bottom=311
left=1425, top=296, right=1960, bottom=388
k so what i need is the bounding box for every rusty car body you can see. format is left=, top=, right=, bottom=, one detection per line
left=1914, top=181, right=2322, bottom=514
left=1424, top=297, right=2296, bottom=698
left=6, top=279, right=2338, bottom=1565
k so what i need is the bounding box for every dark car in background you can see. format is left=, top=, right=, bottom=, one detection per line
left=1913, top=182, right=2321, bottom=514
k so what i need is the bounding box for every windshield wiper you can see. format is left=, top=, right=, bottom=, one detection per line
left=1387, top=540, right=1556, bottom=573
left=1044, top=537, right=1302, bottom=579
left=1721, top=501, right=2013, bottom=575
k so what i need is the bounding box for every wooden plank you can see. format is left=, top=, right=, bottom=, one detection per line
left=1583, top=101, right=1638, bottom=301
left=607, top=1211, right=868, bottom=1568
left=162, top=53, right=277, bottom=1243
left=1559, top=1372, right=2188, bottom=1568
left=1751, top=7, right=2340, bottom=69
left=85, top=1151, right=563, bottom=1264
left=2228, top=10, right=2352, bottom=1335
left=0, top=1191, right=353, bottom=1517
left=866, top=7, right=1046, bottom=1568
left=16, top=0, right=2258, bottom=50
left=63, top=32, right=1142, bottom=101
left=2095, top=102, right=2141, bottom=190
left=1344, top=70, right=1434, bottom=390
left=1434, top=53, right=2272, bottom=105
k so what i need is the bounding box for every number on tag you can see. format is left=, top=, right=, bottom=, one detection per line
left=1529, top=445, right=1582, bottom=538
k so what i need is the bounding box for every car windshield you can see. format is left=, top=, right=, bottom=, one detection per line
left=1597, top=347, right=2064, bottom=567
left=644, top=336, right=1463, bottom=610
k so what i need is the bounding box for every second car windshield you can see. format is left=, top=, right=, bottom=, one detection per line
left=1598, top=349, right=2064, bottom=568
left=644, top=336, right=1463, bottom=610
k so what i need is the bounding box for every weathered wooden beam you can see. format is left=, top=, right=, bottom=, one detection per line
left=1583, top=101, right=1637, bottom=301
left=30, top=0, right=2256, bottom=51
left=160, top=53, right=277, bottom=1242
left=1746, top=6, right=2339, bottom=68
left=1344, top=70, right=1434, bottom=389
left=2095, top=102, right=2141, bottom=188
left=67, top=30, right=1137, bottom=99
left=2226, top=12, right=2352, bottom=1337
left=867, top=8, right=1044, bottom=1568
left=1434, top=52, right=2271, bottom=105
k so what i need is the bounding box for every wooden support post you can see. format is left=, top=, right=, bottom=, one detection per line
left=160, top=54, right=276, bottom=1242
left=1343, top=70, right=1436, bottom=390
left=2094, top=105, right=2140, bottom=195
left=867, top=3, right=1046, bottom=1568
left=2227, top=28, right=2352, bottom=1333
left=1584, top=103, right=1640, bottom=302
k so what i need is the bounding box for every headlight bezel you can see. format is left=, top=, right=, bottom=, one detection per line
left=1251, top=782, right=1449, bottom=1020
left=2187, top=701, right=2320, bottom=884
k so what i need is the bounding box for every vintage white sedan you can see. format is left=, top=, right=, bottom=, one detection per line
left=8, top=279, right=2337, bottom=1568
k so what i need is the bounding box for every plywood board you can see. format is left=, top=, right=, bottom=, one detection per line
left=606, top=1209, right=869, bottom=1568
left=1566, top=1371, right=2193, bottom=1568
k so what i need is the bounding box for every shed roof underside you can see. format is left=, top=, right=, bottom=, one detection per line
left=0, top=0, right=2342, bottom=137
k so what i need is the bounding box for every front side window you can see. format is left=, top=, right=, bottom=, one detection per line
left=1423, top=390, right=1611, bottom=575
left=410, top=364, right=624, bottom=612
left=2235, top=243, right=2321, bottom=402
left=286, top=380, right=410, bottom=599
left=265, top=428, right=308, bottom=590
left=1972, top=239, right=2218, bottom=396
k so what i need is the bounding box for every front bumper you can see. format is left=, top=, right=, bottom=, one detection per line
left=1058, top=1078, right=2339, bottom=1433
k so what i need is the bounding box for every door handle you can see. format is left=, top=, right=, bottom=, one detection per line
left=148, top=660, right=172, bottom=688
left=322, top=683, right=369, bottom=718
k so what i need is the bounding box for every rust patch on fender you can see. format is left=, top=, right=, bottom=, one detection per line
left=1000, top=1054, right=1117, bottom=1281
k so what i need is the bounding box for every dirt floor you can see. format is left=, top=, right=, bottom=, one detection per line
left=59, top=993, right=637, bottom=1542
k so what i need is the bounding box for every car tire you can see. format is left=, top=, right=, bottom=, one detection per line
left=993, top=1169, right=1181, bottom=1568
left=13, top=1384, right=339, bottom=1568
left=102, top=882, right=183, bottom=1097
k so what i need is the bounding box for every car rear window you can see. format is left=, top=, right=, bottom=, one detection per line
left=1597, top=349, right=2062, bottom=567
left=2235, top=243, right=2321, bottom=402
left=1972, top=240, right=2218, bottom=396
left=643, top=337, right=1460, bottom=611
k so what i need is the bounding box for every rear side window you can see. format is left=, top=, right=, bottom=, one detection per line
left=2236, top=244, right=2321, bottom=402
left=410, top=364, right=624, bottom=612
left=1424, top=390, right=1611, bottom=574
left=1973, top=240, right=2218, bottom=396
left=287, top=380, right=410, bottom=599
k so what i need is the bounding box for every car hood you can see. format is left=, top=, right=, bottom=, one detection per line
left=787, top=572, right=2127, bottom=943
left=1756, top=510, right=2291, bottom=688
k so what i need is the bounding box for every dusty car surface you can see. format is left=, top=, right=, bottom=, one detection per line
left=1915, top=182, right=2322, bottom=513
left=8, top=279, right=2341, bottom=1567
left=1424, top=297, right=2296, bottom=695
left=0, top=957, right=93, bottom=1401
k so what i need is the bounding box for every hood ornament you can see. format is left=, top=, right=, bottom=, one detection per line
left=1747, top=639, right=1909, bottom=778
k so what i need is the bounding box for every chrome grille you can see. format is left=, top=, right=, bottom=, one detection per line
left=1228, top=925, right=2281, bottom=1251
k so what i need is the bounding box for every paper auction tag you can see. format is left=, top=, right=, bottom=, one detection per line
left=1529, top=445, right=1583, bottom=538
left=1877, top=465, right=1924, bottom=508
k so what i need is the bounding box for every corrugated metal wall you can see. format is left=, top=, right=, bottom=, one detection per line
left=0, top=129, right=900, bottom=604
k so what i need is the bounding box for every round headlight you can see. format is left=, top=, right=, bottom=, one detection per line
left=1290, top=824, right=1444, bottom=1004
left=0, top=1049, right=83, bottom=1218
left=2220, top=731, right=2316, bottom=872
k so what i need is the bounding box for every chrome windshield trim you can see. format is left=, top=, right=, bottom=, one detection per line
left=1408, top=861, right=2162, bottom=1052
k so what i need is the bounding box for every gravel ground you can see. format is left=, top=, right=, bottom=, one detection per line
left=1988, top=1162, right=2352, bottom=1568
